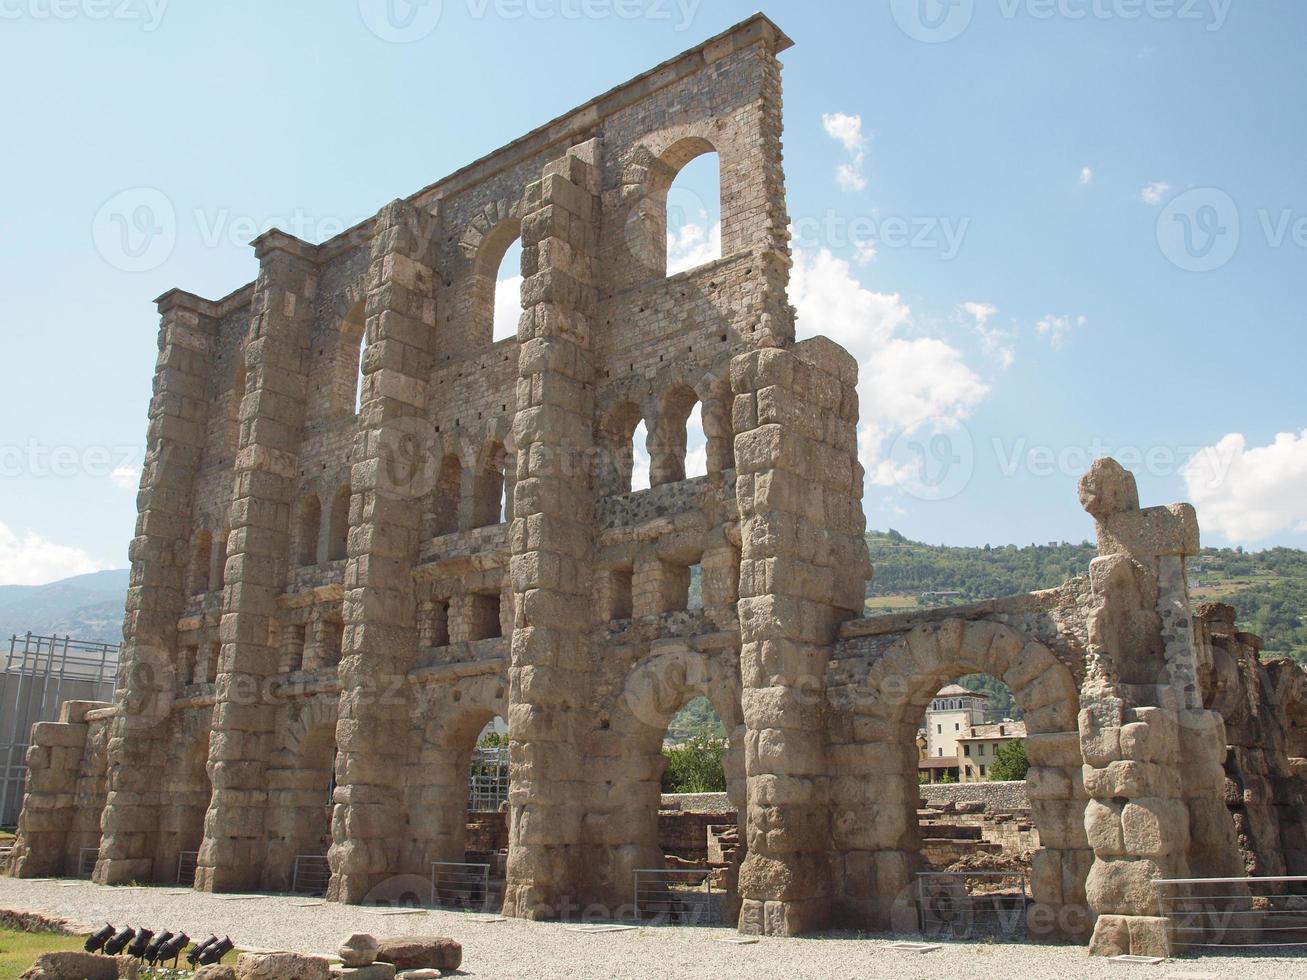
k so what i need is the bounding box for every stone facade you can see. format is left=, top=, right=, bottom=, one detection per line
left=8, top=14, right=1306, bottom=958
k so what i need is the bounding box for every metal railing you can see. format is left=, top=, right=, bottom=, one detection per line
left=0, top=633, right=120, bottom=825
left=291, top=854, right=331, bottom=896
left=468, top=747, right=508, bottom=812
left=430, top=861, right=491, bottom=911
left=77, top=846, right=99, bottom=880
left=1154, top=875, right=1307, bottom=953
left=634, top=868, right=720, bottom=926
left=176, top=850, right=199, bottom=886
left=916, top=871, right=1028, bottom=941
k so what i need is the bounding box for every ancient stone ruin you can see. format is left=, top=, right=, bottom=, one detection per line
left=8, top=14, right=1306, bottom=958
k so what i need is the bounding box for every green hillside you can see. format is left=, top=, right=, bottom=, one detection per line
left=864, top=531, right=1307, bottom=665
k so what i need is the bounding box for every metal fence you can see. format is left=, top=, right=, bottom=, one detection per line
left=1154, top=875, right=1307, bottom=953
left=176, top=850, right=200, bottom=886
left=916, top=871, right=1028, bottom=941
left=430, top=861, right=491, bottom=911
left=634, top=868, right=720, bottom=925
left=468, top=746, right=508, bottom=812
left=0, top=633, right=120, bottom=826
left=291, top=854, right=331, bottom=896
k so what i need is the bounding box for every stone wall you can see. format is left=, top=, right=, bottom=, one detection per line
left=919, top=781, right=1030, bottom=812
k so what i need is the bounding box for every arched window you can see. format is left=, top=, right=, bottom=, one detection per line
left=471, top=443, right=507, bottom=528
left=649, top=385, right=699, bottom=487
left=598, top=402, right=643, bottom=496
left=337, top=301, right=367, bottom=417
left=472, top=220, right=522, bottom=346
left=492, top=238, right=523, bottom=342
left=685, top=402, right=708, bottom=479
left=328, top=485, right=351, bottom=562
left=191, top=531, right=212, bottom=596
left=664, top=151, right=722, bottom=276
left=631, top=138, right=722, bottom=279
left=298, top=495, right=322, bottom=566
left=428, top=454, right=462, bottom=538
left=632, top=421, right=651, bottom=491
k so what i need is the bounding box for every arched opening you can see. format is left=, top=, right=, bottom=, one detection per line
left=598, top=401, right=643, bottom=496
left=191, top=531, right=212, bottom=596
left=831, top=621, right=1091, bottom=941
left=632, top=420, right=652, bottom=491
left=264, top=712, right=337, bottom=894
left=685, top=403, right=707, bottom=479
left=608, top=650, right=746, bottom=925
left=471, top=442, right=507, bottom=528
left=158, top=723, right=210, bottom=886
left=492, top=238, right=523, bottom=343
left=649, top=385, right=699, bottom=486
left=472, top=219, right=523, bottom=346
left=328, top=485, right=351, bottom=562
left=337, top=300, right=367, bottom=417
left=401, top=678, right=508, bottom=910
left=630, top=138, right=722, bottom=279
left=297, top=495, right=322, bottom=566
left=665, top=151, right=722, bottom=276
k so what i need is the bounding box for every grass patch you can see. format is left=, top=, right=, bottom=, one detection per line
left=0, top=927, right=87, bottom=980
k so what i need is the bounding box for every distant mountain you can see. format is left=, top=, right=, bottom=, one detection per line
left=0, top=568, right=129, bottom=648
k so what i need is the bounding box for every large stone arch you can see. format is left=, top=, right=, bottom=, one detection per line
left=262, top=694, right=338, bottom=891
left=394, top=670, right=509, bottom=882
left=157, top=707, right=212, bottom=886
left=585, top=645, right=745, bottom=911
left=827, top=619, right=1092, bottom=941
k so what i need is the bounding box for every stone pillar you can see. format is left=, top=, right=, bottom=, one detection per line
left=732, top=336, right=868, bottom=936
left=1076, top=459, right=1244, bottom=957
left=96, top=290, right=217, bottom=884
left=10, top=706, right=96, bottom=877
left=503, top=140, right=603, bottom=920
left=330, top=199, right=438, bottom=902
left=197, top=231, right=317, bottom=892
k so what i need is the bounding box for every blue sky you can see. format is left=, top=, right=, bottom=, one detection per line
left=1, top=0, right=1304, bottom=585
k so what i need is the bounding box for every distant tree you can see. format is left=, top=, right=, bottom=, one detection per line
left=478, top=730, right=506, bottom=749
left=937, top=770, right=954, bottom=784
left=661, top=732, right=727, bottom=793
left=990, top=739, right=1029, bottom=781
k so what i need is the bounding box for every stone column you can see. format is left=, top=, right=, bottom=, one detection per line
left=330, top=199, right=438, bottom=902
left=96, top=290, right=217, bottom=884
left=503, top=140, right=603, bottom=920
left=732, top=336, right=869, bottom=936
left=10, top=706, right=96, bottom=877
left=1076, top=459, right=1243, bottom=957
left=197, top=231, right=317, bottom=892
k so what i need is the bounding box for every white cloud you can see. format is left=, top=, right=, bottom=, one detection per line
left=0, top=521, right=107, bottom=586
left=962, top=302, right=1014, bottom=370
left=109, top=465, right=141, bottom=491
left=1182, top=431, right=1307, bottom=543
left=853, top=239, right=878, bottom=266
left=1035, top=313, right=1086, bottom=349
left=790, top=246, right=989, bottom=486
left=822, top=112, right=868, bottom=193
left=667, top=220, right=722, bottom=276
left=1079, top=166, right=1095, bottom=185
left=493, top=274, right=523, bottom=342
left=1141, top=181, right=1171, bottom=205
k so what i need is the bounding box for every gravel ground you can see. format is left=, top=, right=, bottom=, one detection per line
left=1, top=878, right=1304, bottom=979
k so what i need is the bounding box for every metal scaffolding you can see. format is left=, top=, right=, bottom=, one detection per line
left=0, top=633, right=120, bottom=826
